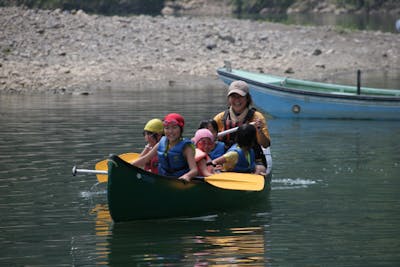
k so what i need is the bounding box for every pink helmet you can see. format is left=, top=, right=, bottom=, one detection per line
left=192, top=128, right=214, bottom=145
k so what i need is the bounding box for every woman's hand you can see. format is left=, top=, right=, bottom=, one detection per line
left=254, top=119, right=263, bottom=131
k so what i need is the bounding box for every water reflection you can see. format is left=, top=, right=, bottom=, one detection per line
left=287, top=12, right=399, bottom=33
left=90, top=204, right=112, bottom=265
left=322, top=68, right=400, bottom=90
left=244, top=11, right=400, bottom=33
left=88, top=197, right=272, bottom=265
left=91, top=204, right=113, bottom=237
left=106, top=210, right=271, bottom=266
left=88, top=199, right=271, bottom=266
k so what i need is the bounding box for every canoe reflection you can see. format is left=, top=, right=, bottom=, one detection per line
left=189, top=227, right=267, bottom=265
left=91, top=204, right=271, bottom=266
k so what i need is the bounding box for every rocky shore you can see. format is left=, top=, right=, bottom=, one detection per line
left=0, top=6, right=399, bottom=94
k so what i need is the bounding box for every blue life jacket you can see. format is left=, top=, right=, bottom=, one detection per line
left=157, top=136, right=193, bottom=177
left=209, top=141, right=225, bottom=160
left=227, top=144, right=255, bottom=173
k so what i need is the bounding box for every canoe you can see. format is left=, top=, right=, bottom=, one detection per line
left=217, top=66, right=400, bottom=120
left=107, top=154, right=271, bottom=222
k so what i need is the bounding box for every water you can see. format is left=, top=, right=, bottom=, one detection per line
left=1, top=85, right=400, bottom=266
left=323, top=68, right=400, bottom=90
left=243, top=11, right=400, bottom=33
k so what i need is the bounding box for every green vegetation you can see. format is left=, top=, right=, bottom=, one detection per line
left=231, top=0, right=294, bottom=14
left=0, top=0, right=165, bottom=14
left=0, top=0, right=397, bottom=15
left=230, top=0, right=398, bottom=14
left=2, top=47, right=12, bottom=55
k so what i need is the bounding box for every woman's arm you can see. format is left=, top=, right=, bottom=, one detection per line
left=252, top=113, right=271, bottom=148
left=179, top=145, right=198, bottom=182
left=213, top=111, right=225, bottom=133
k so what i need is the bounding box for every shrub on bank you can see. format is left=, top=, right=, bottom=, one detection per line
left=0, top=0, right=165, bottom=15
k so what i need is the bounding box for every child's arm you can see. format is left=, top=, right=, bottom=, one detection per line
left=211, top=151, right=238, bottom=171
left=131, top=143, right=159, bottom=168
left=198, top=158, right=214, bottom=177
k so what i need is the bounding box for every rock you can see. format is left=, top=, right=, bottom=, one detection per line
left=205, top=39, right=217, bottom=50
left=161, top=6, right=175, bottom=16
left=312, top=49, right=322, bottom=56
left=285, top=67, right=295, bottom=74
left=0, top=6, right=398, bottom=94
left=218, top=34, right=235, bottom=43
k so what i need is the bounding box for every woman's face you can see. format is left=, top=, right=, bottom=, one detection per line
left=164, top=124, right=181, bottom=143
left=228, top=93, right=247, bottom=113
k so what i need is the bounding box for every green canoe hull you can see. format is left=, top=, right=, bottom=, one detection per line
left=107, top=155, right=271, bottom=222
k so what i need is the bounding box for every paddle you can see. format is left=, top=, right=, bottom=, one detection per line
left=72, top=166, right=264, bottom=191
left=216, top=122, right=255, bottom=137
left=203, top=172, right=264, bottom=191
left=95, top=153, right=140, bottom=183
left=72, top=166, right=106, bottom=176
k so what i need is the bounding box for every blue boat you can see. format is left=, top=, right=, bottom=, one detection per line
left=217, top=65, right=400, bottom=120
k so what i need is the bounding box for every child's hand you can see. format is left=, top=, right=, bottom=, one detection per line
left=213, top=164, right=223, bottom=172
left=178, top=175, right=191, bottom=183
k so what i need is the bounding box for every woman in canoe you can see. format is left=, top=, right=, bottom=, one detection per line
left=213, top=80, right=270, bottom=174
left=140, top=118, right=164, bottom=173
left=197, top=119, right=225, bottom=160
left=192, top=128, right=215, bottom=177
left=210, top=124, right=261, bottom=174
left=132, top=113, right=198, bottom=182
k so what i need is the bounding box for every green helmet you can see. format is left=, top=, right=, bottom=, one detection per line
left=144, top=118, right=164, bottom=134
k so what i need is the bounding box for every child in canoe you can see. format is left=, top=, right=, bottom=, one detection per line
left=192, top=128, right=215, bottom=177
left=132, top=113, right=198, bottom=182
left=210, top=124, right=266, bottom=175
left=140, top=118, right=164, bottom=173
left=197, top=119, right=225, bottom=160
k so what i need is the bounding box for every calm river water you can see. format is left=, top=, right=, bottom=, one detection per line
left=0, top=83, right=399, bottom=266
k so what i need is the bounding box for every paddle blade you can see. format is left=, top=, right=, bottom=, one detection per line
left=204, top=172, right=264, bottom=191
left=94, top=153, right=140, bottom=183
left=94, top=159, right=108, bottom=183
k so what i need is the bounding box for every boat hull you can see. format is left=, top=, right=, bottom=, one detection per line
left=217, top=68, right=400, bottom=120
left=107, top=155, right=270, bottom=222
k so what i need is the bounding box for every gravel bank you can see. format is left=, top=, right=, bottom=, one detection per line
left=0, top=6, right=399, bottom=94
